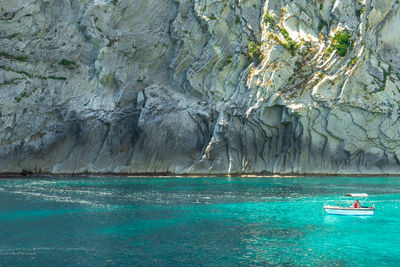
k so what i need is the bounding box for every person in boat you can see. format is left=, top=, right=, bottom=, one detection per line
left=353, top=199, right=361, bottom=208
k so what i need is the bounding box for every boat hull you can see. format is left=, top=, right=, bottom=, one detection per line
left=323, top=205, right=374, bottom=216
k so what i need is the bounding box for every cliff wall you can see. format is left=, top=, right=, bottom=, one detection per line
left=1, top=0, right=400, bottom=175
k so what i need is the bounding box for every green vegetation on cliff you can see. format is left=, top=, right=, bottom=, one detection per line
left=247, top=41, right=261, bottom=62
left=0, top=52, right=29, bottom=62
left=59, top=59, right=76, bottom=67
left=332, top=31, right=351, bottom=56
left=263, top=12, right=275, bottom=25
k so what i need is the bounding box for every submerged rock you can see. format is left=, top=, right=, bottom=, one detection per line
left=1, top=0, right=400, bottom=175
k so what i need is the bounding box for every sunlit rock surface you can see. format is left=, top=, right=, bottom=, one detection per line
left=1, top=0, right=400, bottom=175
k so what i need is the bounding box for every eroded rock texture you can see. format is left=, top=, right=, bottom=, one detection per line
left=1, top=0, right=400, bottom=174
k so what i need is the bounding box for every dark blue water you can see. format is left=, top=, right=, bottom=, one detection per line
left=0, top=177, right=400, bottom=266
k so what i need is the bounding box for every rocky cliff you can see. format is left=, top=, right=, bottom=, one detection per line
left=1, top=0, right=400, bottom=175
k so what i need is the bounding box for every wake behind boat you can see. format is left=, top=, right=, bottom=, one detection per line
left=323, top=193, right=375, bottom=216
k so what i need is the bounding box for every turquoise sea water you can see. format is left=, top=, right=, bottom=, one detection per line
left=0, top=177, right=399, bottom=266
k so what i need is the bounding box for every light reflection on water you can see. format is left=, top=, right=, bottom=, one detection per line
left=0, top=177, right=399, bottom=265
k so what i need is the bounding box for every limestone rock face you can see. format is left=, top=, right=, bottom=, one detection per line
left=1, top=0, right=400, bottom=175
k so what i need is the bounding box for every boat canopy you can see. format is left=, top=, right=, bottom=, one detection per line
left=344, top=193, right=368, bottom=198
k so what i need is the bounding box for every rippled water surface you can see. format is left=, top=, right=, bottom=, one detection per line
left=1, top=176, right=400, bottom=266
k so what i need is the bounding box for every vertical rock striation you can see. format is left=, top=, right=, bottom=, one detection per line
left=1, top=0, right=400, bottom=175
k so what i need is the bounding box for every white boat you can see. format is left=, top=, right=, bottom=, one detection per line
left=323, top=193, right=375, bottom=216
left=323, top=205, right=375, bottom=215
